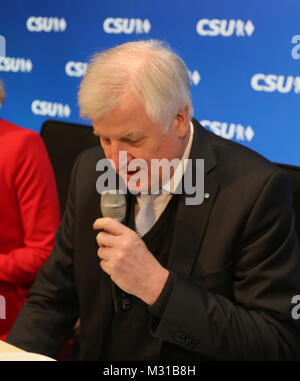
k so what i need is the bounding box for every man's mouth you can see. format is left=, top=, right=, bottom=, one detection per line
left=119, top=167, right=142, bottom=178
left=127, top=169, right=138, bottom=175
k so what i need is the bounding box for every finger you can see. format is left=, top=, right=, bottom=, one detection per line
left=93, top=217, right=125, bottom=235
left=96, top=231, right=118, bottom=248
left=99, top=258, right=111, bottom=276
left=97, top=246, right=111, bottom=260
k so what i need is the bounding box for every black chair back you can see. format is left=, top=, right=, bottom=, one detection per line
left=40, top=119, right=99, bottom=214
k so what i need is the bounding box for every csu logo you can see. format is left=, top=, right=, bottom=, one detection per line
left=31, top=100, right=71, bottom=118
left=103, top=18, right=151, bottom=34
left=65, top=61, right=88, bottom=77
left=0, top=57, right=32, bottom=73
left=201, top=120, right=255, bottom=142
left=26, top=17, right=67, bottom=32
left=188, top=70, right=201, bottom=86
left=196, top=19, right=255, bottom=37
left=251, top=74, right=300, bottom=94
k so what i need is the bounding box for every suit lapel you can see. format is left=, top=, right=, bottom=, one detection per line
left=167, top=120, right=220, bottom=277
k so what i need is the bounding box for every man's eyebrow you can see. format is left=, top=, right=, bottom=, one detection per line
left=92, top=131, right=147, bottom=139
left=122, top=132, right=146, bottom=139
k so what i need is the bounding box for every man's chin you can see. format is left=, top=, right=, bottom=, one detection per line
left=126, top=181, right=150, bottom=194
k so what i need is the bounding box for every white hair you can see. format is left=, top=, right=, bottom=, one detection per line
left=0, top=80, right=5, bottom=106
left=78, top=40, right=193, bottom=128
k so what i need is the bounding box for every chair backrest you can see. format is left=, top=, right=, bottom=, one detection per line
left=40, top=119, right=99, bottom=215
left=275, top=162, right=300, bottom=242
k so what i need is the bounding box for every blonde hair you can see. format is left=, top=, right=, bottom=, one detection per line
left=0, top=81, right=5, bottom=106
left=78, top=40, right=193, bottom=128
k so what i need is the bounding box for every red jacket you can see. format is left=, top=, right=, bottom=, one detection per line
left=0, top=119, right=60, bottom=340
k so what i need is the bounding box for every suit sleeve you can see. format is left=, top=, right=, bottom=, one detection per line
left=6, top=153, right=82, bottom=358
left=0, top=132, right=60, bottom=285
left=150, top=169, right=300, bottom=360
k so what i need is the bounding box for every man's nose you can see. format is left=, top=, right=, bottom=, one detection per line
left=106, top=142, right=120, bottom=169
left=106, top=142, right=130, bottom=171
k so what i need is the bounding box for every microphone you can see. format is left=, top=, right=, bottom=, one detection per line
left=100, top=191, right=131, bottom=313
left=100, top=191, right=127, bottom=223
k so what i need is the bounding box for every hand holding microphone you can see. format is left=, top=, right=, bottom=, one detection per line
left=98, top=191, right=129, bottom=313
left=94, top=192, right=169, bottom=308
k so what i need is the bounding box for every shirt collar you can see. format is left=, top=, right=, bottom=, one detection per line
left=161, top=120, right=194, bottom=194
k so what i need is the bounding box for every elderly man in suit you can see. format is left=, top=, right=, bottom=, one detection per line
left=7, top=40, right=300, bottom=360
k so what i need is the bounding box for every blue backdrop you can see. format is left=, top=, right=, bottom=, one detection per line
left=0, top=0, right=299, bottom=165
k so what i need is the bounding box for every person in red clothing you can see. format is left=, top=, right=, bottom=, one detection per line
left=0, top=80, right=60, bottom=340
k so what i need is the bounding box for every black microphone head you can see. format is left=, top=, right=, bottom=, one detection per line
left=100, top=191, right=126, bottom=222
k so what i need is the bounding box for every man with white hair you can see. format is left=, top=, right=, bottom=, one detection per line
left=7, top=40, right=300, bottom=360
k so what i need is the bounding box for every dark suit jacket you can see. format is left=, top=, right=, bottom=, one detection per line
left=7, top=120, right=300, bottom=360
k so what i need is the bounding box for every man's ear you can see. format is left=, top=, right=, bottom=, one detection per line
left=174, top=105, right=190, bottom=139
